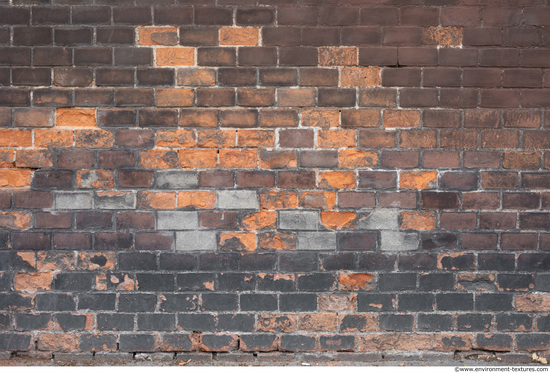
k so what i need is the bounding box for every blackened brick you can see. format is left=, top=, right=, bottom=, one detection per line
left=114, top=48, right=153, bottom=66
left=241, top=294, right=277, bottom=311
left=379, top=273, right=416, bottom=291
left=379, top=314, right=413, bottom=332
left=357, top=294, right=395, bottom=312
left=199, top=253, right=239, bottom=271
left=437, top=293, right=474, bottom=311
left=113, top=7, right=151, bottom=25
left=280, top=335, right=316, bottom=352
left=279, top=252, right=318, bottom=272
left=201, top=294, right=238, bottom=311
left=97, top=313, right=134, bottom=331
left=54, top=273, right=93, bottom=291
left=119, top=252, right=156, bottom=271
left=55, top=313, right=88, bottom=331
left=178, top=313, right=216, bottom=332
left=218, top=273, right=255, bottom=291
left=240, top=253, right=277, bottom=271
left=35, top=294, right=75, bottom=311
left=136, top=274, right=174, bottom=291
left=78, top=294, right=116, bottom=311
left=218, top=314, right=255, bottom=332
left=119, top=334, right=157, bottom=352
left=119, top=294, right=156, bottom=312
left=15, top=313, right=51, bottom=331
left=280, top=293, right=316, bottom=312
left=138, top=314, right=175, bottom=331
left=177, top=273, right=215, bottom=292
left=417, top=314, right=454, bottom=331
left=159, top=294, right=197, bottom=312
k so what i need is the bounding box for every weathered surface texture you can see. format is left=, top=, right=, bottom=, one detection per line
left=0, top=0, right=550, bottom=360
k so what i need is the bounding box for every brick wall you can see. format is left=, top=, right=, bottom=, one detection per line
left=0, top=0, right=550, bottom=358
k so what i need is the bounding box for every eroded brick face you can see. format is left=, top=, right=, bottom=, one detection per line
left=1, top=0, right=550, bottom=359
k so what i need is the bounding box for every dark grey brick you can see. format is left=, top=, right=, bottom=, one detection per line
left=280, top=293, right=316, bottom=312
left=436, top=293, right=474, bottom=311
left=379, top=314, right=414, bottom=332
left=379, top=273, right=416, bottom=291
left=136, top=274, right=175, bottom=291
left=78, top=293, right=116, bottom=311
left=417, top=314, right=454, bottom=331
left=240, top=294, right=277, bottom=311
left=476, top=293, right=513, bottom=311
left=159, top=293, right=198, bottom=312
left=80, top=334, right=117, bottom=352
left=218, top=273, right=255, bottom=291
left=35, top=293, right=75, bottom=311
left=15, top=313, right=51, bottom=331
left=201, top=293, right=238, bottom=311
left=177, top=273, right=215, bottom=292
left=54, top=272, right=94, bottom=291
left=279, top=335, right=316, bottom=352
left=357, top=294, right=395, bottom=312
left=138, top=314, right=176, bottom=331
left=218, top=314, right=255, bottom=332
left=119, top=294, right=157, bottom=312
left=119, top=334, right=157, bottom=352
left=178, top=313, right=216, bottom=332
left=97, top=313, right=134, bottom=331
left=397, top=293, right=434, bottom=311
left=56, top=313, right=89, bottom=330
left=457, top=314, right=493, bottom=331
left=0, top=333, right=32, bottom=351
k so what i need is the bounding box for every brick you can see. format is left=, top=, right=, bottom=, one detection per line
left=198, top=47, right=236, bottom=66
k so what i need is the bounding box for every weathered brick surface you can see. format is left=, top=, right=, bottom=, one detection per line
left=0, top=0, right=548, bottom=360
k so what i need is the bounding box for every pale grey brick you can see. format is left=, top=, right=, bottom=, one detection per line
left=357, top=209, right=399, bottom=230
left=55, top=192, right=93, bottom=210
left=297, top=232, right=337, bottom=251
left=216, top=190, right=258, bottom=209
left=94, top=191, right=136, bottom=210
left=158, top=212, right=198, bottom=230
left=155, top=171, right=198, bottom=189
left=381, top=231, right=419, bottom=251
left=279, top=211, right=319, bottom=230
left=176, top=231, right=216, bottom=251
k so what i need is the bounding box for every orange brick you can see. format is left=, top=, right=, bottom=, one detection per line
left=358, top=334, right=396, bottom=351
left=318, top=129, right=356, bottom=148
left=138, top=191, right=177, bottom=209
left=401, top=211, right=436, bottom=230
left=260, top=109, right=299, bottom=127
left=139, top=26, right=178, bottom=45
left=177, top=68, right=216, bottom=86
left=259, top=151, right=297, bottom=169
left=341, top=109, right=380, bottom=128
left=156, top=88, right=194, bottom=107
left=16, top=252, right=36, bottom=268
left=178, top=191, right=216, bottom=209
left=238, top=130, right=275, bottom=148
left=0, top=211, right=32, bottom=229
left=258, top=232, right=296, bottom=250
left=75, top=129, right=114, bottom=148
left=34, top=129, right=73, bottom=148
left=396, top=334, right=434, bottom=351
left=14, top=272, right=52, bottom=291
left=0, top=169, right=32, bottom=188
left=400, top=171, right=438, bottom=189
left=15, top=150, right=53, bottom=168
left=259, top=191, right=298, bottom=209
left=341, top=67, right=379, bottom=87
left=242, top=211, right=277, bottom=230
left=37, top=333, right=78, bottom=352
left=299, top=191, right=337, bottom=210
left=0, top=129, right=33, bottom=147
left=0, top=150, right=14, bottom=167
left=219, top=149, right=257, bottom=168
left=156, top=48, right=194, bottom=66
left=220, top=27, right=259, bottom=46
left=321, top=211, right=356, bottom=230
left=338, top=149, right=377, bottom=168
left=179, top=149, right=218, bottom=169
left=197, top=129, right=236, bottom=148
left=298, top=313, right=338, bottom=331
left=278, top=88, right=316, bottom=107
left=319, top=47, right=357, bottom=66
left=423, top=26, right=462, bottom=46
left=156, top=129, right=195, bottom=148
left=318, top=294, right=356, bottom=312
left=515, top=294, right=550, bottom=312
left=318, top=171, right=356, bottom=189
left=77, top=170, right=115, bottom=189
left=139, top=150, right=179, bottom=169
left=301, top=108, right=339, bottom=127
left=338, top=272, right=375, bottom=291
left=56, top=108, right=96, bottom=127
left=383, top=110, right=421, bottom=128
left=219, top=232, right=256, bottom=251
